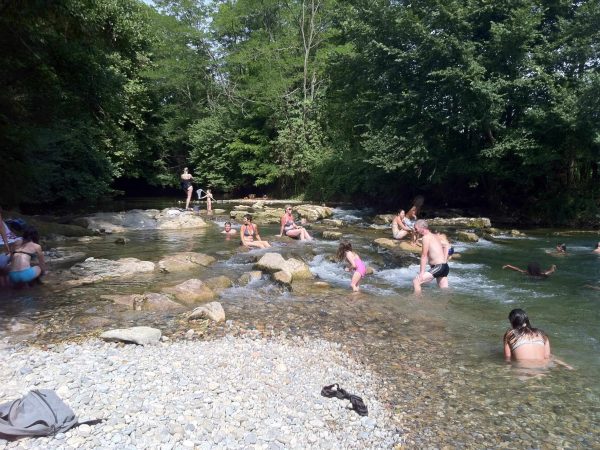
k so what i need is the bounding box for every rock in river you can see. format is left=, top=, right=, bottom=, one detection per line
left=158, top=252, right=216, bottom=273
left=373, top=238, right=421, bottom=254
left=162, top=279, right=216, bottom=305
left=455, top=231, right=479, bottom=242
left=69, top=257, right=155, bottom=284
left=322, top=230, right=342, bottom=240
left=188, top=302, right=226, bottom=323
left=100, top=326, right=161, bottom=345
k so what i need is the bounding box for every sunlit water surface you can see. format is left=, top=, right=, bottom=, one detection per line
left=1, top=200, right=599, bottom=447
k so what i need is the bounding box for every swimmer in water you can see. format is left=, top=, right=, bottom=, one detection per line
left=593, top=242, right=600, bottom=254
left=502, top=262, right=556, bottom=278
left=336, top=241, right=367, bottom=292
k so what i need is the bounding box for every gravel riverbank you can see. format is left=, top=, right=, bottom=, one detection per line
left=0, top=336, right=401, bottom=449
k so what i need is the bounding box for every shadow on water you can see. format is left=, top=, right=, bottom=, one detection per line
left=1, top=203, right=599, bottom=447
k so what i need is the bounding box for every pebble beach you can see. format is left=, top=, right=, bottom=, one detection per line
left=0, top=335, right=402, bottom=449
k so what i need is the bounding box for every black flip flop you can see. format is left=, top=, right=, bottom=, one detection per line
left=321, top=383, right=368, bottom=416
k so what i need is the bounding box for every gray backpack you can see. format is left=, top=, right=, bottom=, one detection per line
left=0, top=390, right=99, bottom=439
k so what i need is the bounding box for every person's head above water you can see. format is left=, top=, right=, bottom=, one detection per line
left=336, top=241, right=353, bottom=260
left=556, top=243, right=567, bottom=253
left=508, top=308, right=531, bottom=329
left=526, top=262, right=543, bottom=276
left=224, top=221, right=232, bottom=229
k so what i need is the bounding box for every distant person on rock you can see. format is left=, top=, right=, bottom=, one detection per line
left=404, top=206, right=419, bottom=244
left=502, top=262, right=556, bottom=278
left=413, top=220, right=450, bottom=294
left=337, top=241, right=367, bottom=292
left=240, top=215, right=271, bottom=249
left=392, top=209, right=411, bottom=240
left=9, top=226, right=46, bottom=288
left=279, top=205, right=312, bottom=241
left=180, top=167, right=194, bottom=210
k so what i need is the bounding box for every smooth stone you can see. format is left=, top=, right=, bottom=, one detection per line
left=158, top=252, right=216, bottom=273
left=427, top=217, right=491, bottom=229
left=204, top=276, right=233, bottom=293
left=162, top=279, right=216, bottom=305
left=188, top=302, right=226, bottom=323
left=455, top=231, right=479, bottom=242
left=100, top=326, right=162, bottom=345
left=322, top=231, right=342, bottom=240
left=373, top=238, right=421, bottom=254
left=237, top=271, right=262, bottom=286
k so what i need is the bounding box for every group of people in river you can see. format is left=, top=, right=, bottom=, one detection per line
left=0, top=207, right=46, bottom=288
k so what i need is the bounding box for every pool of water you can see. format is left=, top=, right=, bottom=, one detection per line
left=1, top=201, right=599, bottom=447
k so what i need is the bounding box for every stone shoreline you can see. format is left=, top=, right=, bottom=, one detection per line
left=0, top=335, right=402, bottom=450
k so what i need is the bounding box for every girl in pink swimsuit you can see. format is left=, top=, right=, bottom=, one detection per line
left=337, top=241, right=367, bottom=292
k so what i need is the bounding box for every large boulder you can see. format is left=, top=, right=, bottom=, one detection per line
left=162, top=279, right=216, bottom=305
left=255, top=253, right=287, bottom=273
left=455, top=231, right=479, bottom=242
left=427, top=217, right=491, bottom=229
left=284, top=258, right=313, bottom=279
left=373, top=214, right=395, bottom=225
left=373, top=238, right=421, bottom=254
left=156, top=209, right=207, bottom=230
left=158, top=252, right=216, bottom=273
left=188, top=302, right=226, bottom=323
left=100, top=326, right=161, bottom=345
left=79, top=212, right=127, bottom=233
left=69, top=257, right=155, bottom=282
left=293, top=204, right=333, bottom=222
left=273, top=270, right=292, bottom=289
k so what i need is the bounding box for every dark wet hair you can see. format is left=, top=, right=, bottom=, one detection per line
left=244, top=214, right=252, bottom=221
left=22, top=226, right=39, bottom=244
left=557, top=243, right=566, bottom=252
left=336, top=241, right=353, bottom=261
left=506, top=308, right=547, bottom=346
left=526, top=262, right=543, bottom=277
left=224, top=221, right=231, bottom=226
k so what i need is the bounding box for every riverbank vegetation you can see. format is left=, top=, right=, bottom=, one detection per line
left=1, top=0, right=598, bottom=224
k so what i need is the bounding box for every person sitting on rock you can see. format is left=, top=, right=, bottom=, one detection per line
left=9, top=226, right=46, bottom=287
left=403, top=206, right=419, bottom=244
left=502, top=262, right=556, bottom=278
left=392, top=209, right=411, bottom=240
left=240, top=215, right=271, bottom=249
left=279, top=205, right=312, bottom=241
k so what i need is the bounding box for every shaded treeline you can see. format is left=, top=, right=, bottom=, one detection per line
left=1, top=0, right=599, bottom=223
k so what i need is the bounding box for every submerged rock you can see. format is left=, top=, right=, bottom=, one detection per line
left=322, top=230, right=342, bottom=240
left=45, top=248, right=87, bottom=266
left=204, top=276, right=233, bottom=293
left=102, top=293, right=186, bottom=312
left=322, top=219, right=344, bottom=227
left=162, top=279, right=215, bottom=305
left=273, top=270, right=292, bottom=289
left=188, top=302, right=226, bottom=323
left=100, top=326, right=161, bottom=345
left=237, top=271, right=262, bottom=286
left=158, top=252, right=216, bottom=273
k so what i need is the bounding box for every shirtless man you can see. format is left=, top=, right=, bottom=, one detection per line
left=413, top=219, right=449, bottom=294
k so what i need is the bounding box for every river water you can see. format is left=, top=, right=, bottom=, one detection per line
left=1, top=200, right=599, bottom=448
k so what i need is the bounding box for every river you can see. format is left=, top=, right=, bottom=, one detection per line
left=1, top=199, right=598, bottom=448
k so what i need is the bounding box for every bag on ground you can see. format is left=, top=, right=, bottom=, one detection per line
left=0, top=390, right=79, bottom=438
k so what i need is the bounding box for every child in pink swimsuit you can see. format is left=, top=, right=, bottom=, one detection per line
left=337, top=241, right=367, bottom=292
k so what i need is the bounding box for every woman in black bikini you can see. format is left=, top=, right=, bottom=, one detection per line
left=180, top=167, right=194, bottom=210
left=240, top=215, right=271, bottom=249
left=9, top=226, right=46, bottom=287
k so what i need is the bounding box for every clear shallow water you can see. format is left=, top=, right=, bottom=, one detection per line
left=1, top=202, right=599, bottom=447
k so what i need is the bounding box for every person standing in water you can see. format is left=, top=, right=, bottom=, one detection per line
left=337, top=241, right=366, bottom=292
left=180, top=167, right=194, bottom=210
left=413, top=219, right=449, bottom=294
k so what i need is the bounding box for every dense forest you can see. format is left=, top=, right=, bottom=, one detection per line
left=1, top=0, right=599, bottom=223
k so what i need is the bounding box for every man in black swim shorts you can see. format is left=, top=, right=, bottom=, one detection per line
left=413, top=220, right=450, bottom=294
